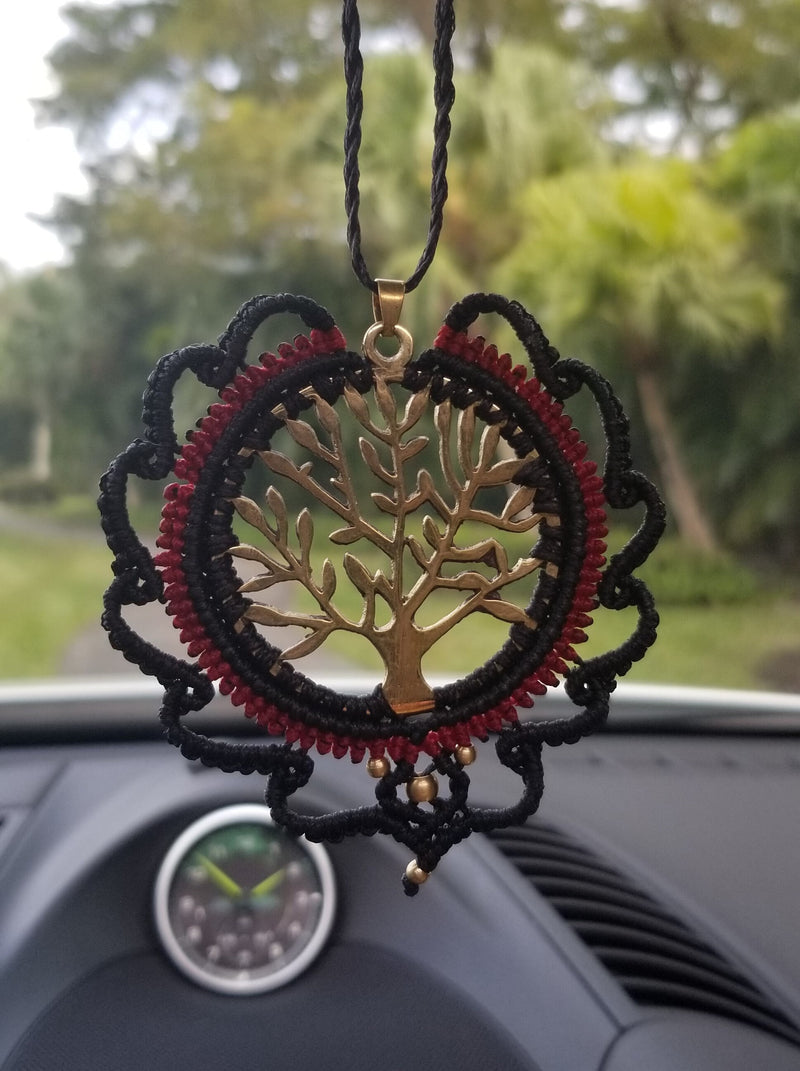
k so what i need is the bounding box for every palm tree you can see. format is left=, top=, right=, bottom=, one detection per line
left=497, top=158, right=780, bottom=551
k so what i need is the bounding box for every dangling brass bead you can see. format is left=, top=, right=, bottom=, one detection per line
left=407, top=773, right=439, bottom=803
left=454, top=744, right=477, bottom=767
left=366, top=756, right=390, bottom=779
left=405, top=859, right=429, bottom=885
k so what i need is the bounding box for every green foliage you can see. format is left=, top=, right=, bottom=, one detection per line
left=633, top=537, right=759, bottom=606
left=692, top=112, right=800, bottom=553
left=0, top=268, right=87, bottom=485
left=0, top=402, right=31, bottom=468
left=494, top=157, right=782, bottom=551
left=712, top=111, right=800, bottom=319
left=560, top=0, right=800, bottom=147
left=44, top=0, right=341, bottom=143
left=499, top=159, right=780, bottom=364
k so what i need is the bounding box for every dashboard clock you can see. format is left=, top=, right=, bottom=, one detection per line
left=154, top=804, right=336, bottom=994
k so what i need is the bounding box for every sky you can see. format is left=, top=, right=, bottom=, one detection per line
left=0, top=1, right=93, bottom=272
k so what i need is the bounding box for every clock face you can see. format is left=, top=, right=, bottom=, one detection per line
left=153, top=804, right=336, bottom=994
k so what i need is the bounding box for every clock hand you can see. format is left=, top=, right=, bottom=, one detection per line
left=249, top=867, right=287, bottom=899
left=195, top=852, right=244, bottom=898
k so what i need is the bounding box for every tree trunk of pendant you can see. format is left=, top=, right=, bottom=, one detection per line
left=631, top=353, right=718, bottom=553
left=378, top=625, right=435, bottom=716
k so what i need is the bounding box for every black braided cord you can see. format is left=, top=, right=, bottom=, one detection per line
left=342, top=0, right=455, bottom=292
left=99, top=291, right=664, bottom=893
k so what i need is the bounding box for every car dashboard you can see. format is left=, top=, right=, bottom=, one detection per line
left=1, top=679, right=800, bottom=1071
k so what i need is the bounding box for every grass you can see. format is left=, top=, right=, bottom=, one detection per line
left=322, top=581, right=799, bottom=691
left=284, top=517, right=797, bottom=692
left=556, top=599, right=799, bottom=690
left=0, top=528, right=112, bottom=678
left=1, top=502, right=797, bottom=691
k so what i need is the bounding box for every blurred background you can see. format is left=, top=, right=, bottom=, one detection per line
left=0, top=0, right=797, bottom=689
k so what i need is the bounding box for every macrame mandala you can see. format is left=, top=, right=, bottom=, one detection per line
left=99, top=0, right=665, bottom=893
left=100, top=290, right=663, bottom=892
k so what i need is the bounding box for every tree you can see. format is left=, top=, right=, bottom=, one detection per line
left=497, top=158, right=781, bottom=550
left=713, top=111, right=800, bottom=298
left=229, top=379, right=544, bottom=711
left=698, top=112, right=800, bottom=557
left=0, top=269, right=84, bottom=485
left=546, top=0, right=800, bottom=150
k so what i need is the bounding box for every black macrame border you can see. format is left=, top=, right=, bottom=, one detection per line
left=439, top=294, right=665, bottom=732
left=99, top=291, right=664, bottom=893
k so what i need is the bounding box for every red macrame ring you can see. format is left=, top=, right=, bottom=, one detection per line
left=154, top=326, right=607, bottom=765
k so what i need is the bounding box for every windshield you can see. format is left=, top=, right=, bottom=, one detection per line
left=1, top=0, right=798, bottom=708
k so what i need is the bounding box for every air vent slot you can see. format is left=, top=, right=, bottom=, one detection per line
left=488, top=822, right=800, bottom=1049
left=0, top=810, right=15, bottom=859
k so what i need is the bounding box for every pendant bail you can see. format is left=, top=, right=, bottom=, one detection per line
left=372, top=278, right=405, bottom=337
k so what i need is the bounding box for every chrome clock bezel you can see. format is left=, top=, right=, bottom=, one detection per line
left=153, top=803, right=336, bottom=995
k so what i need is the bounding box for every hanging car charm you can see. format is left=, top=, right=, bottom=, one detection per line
left=100, top=0, right=664, bottom=894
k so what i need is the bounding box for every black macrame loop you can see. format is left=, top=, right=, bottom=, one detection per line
left=342, top=0, right=456, bottom=292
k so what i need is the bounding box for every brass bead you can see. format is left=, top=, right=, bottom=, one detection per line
left=454, top=744, right=477, bottom=767
left=405, top=860, right=429, bottom=885
left=366, top=756, right=390, bottom=779
left=407, top=773, right=439, bottom=803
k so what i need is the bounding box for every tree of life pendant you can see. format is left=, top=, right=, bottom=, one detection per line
left=100, top=289, right=664, bottom=892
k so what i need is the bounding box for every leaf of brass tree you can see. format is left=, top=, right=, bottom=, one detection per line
left=313, top=396, right=340, bottom=435
left=329, top=526, right=361, bottom=545
left=244, top=604, right=302, bottom=627
left=477, top=598, right=536, bottom=624
left=231, top=495, right=276, bottom=538
left=343, top=553, right=377, bottom=598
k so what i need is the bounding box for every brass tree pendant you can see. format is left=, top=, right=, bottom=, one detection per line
left=100, top=291, right=664, bottom=892
left=230, top=352, right=549, bottom=715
